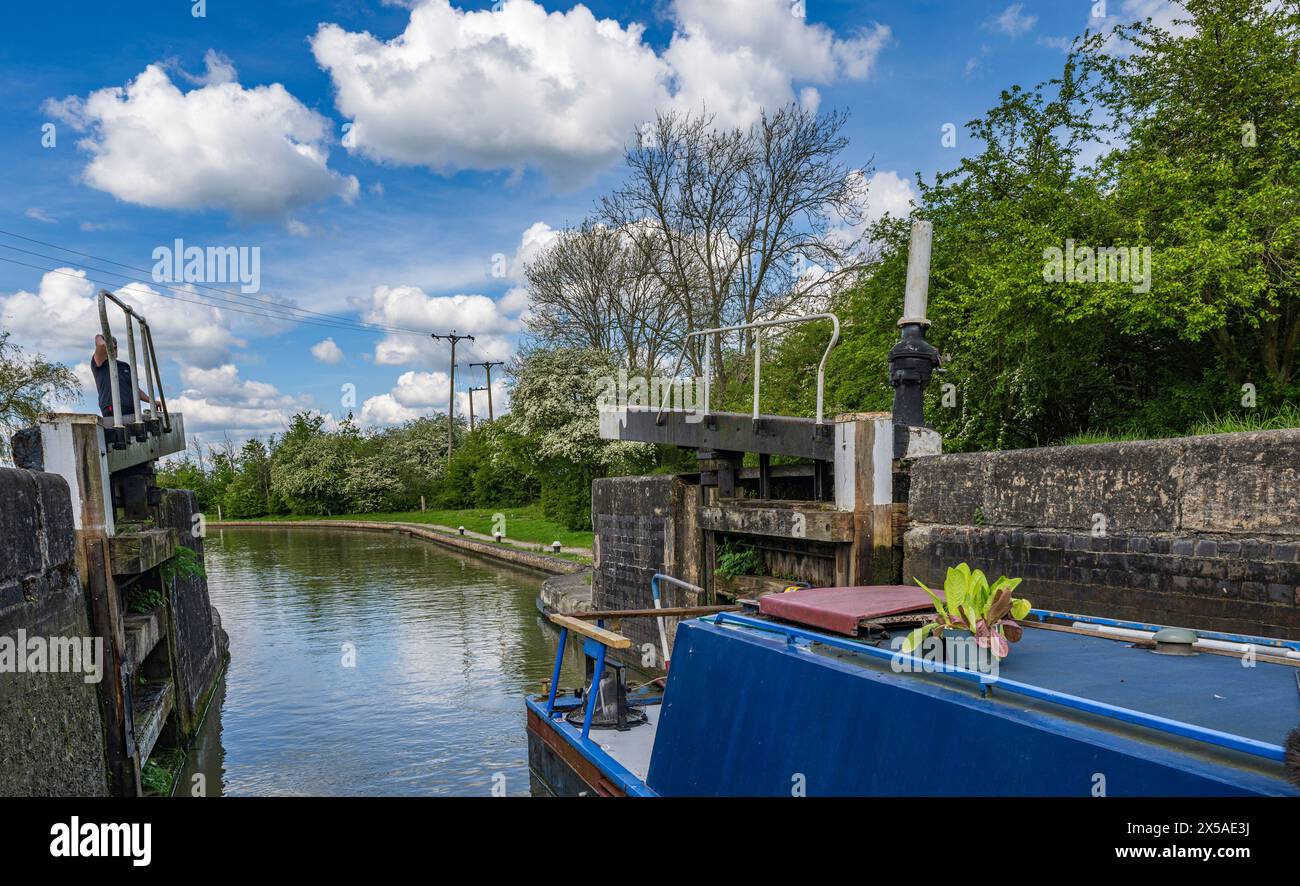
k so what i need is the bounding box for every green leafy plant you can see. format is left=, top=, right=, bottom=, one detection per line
left=139, top=747, right=185, bottom=796
left=901, top=563, right=1031, bottom=659
left=160, top=546, right=206, bottom=585
left=715, top=540, right=765, bottom=579
left=127, top=584, right=166, bottom=614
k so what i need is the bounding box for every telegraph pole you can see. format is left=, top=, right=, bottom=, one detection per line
left=431, top=332, right=475, bottom=459
left=468, top=387, right=488, bottom=431
left=468, top=360, right=505, bottom=421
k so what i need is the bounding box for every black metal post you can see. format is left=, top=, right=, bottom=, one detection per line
left=889, top=221, right=941, bottom=457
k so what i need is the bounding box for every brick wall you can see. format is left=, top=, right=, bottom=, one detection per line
left=904, top=430, right=1300, bottom=639
left=592, top=475, right=702, bottom=664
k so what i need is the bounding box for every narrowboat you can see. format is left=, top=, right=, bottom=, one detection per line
left=526, top=577, right=1300, bottom=797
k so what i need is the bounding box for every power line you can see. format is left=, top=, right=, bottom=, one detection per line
left=0, top=246, right=391, bottom=334
left=0, top=242, right=426, bottom=336
left=0, top=227, right=430, bottom=335
left=0, top=252, right=431, bottom=338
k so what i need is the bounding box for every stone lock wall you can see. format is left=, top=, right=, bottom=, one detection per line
left=154, top=488, right=225, bottom=734
left=591, top=475, right=702, bottom=661
left=0, top=468, right=108, bottom=796
left=904, top=429, right=1300, bottom=639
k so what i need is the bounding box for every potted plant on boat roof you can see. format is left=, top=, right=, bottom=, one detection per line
left=900, top=563, right=1031, bottom=664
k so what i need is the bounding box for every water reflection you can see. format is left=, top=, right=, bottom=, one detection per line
left=181, top=527, right=583, bottom=796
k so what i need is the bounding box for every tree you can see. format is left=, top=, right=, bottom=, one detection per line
left=270, top=413, right=350, bottom=515
left=600, top=105, right=871, bottom=384
left=1088, top=0, right=1300, bottom=393
left=523, top=221, right=678, bottom=371
left=508, top=347, right=655, bottom=528
left=222, top=438, right=280, bottom=518
left=0, top=330, right=76, bottom=457
left=342, top=452, right=403, bottom=513
left=369, top=414, right=457, bottom=509
left=754, top=0, right=1300, bottom=450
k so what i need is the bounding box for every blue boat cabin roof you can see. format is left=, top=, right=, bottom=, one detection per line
left=986, top=627, right=1298, bottom=748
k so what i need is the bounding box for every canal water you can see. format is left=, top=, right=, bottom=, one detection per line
left=178, top=527, right=583, bottom=797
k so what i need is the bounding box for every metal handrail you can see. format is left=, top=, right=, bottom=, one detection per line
left=650, top=573, right=705, bottom=670
left=96, top=290, right=170, bottom=432
left=655, top=312, right=840, bottom=425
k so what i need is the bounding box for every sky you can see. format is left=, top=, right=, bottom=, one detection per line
left=0, top=0, right=1185, bottom=446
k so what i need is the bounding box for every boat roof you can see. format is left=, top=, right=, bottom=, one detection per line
left=961, top=625, right=1298, bottom=748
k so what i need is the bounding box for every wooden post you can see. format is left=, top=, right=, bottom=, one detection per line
left=84, top=537, right=139, bottom=796
left=431, top=332, right=475, bottom=458
left=469, top=361, right=504, bottom=421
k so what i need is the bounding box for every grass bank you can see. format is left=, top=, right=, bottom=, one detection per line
left=1061, top=406, right=1300, bottom=447
left=217, top=504, right=594, bottom=551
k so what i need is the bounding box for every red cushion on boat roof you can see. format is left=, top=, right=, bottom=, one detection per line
left=758, top=585, right=939, bottom=636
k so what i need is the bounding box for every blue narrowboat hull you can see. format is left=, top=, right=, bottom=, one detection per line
left=528, top=613, right=1300, bottom=797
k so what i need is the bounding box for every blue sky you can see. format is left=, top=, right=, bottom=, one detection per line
left=0, top=0, right=1171, bottom=445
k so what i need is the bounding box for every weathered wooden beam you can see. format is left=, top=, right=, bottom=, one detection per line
left=83, top=536, right=140, bottom=797
left=109, top=528, right=178, bottom=576
left=600, top=407, right=835, bottom=461
left=123, top=608, right=167, bottom=676
left=131, top=681, right=174, bottom=768
left=548, top=614, right=633, bottom=649
left=698, top=503, right=855, bottom=542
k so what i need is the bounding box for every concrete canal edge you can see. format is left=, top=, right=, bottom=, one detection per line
left=537, top=570, right=594, bottom=615
left=210, top=520, right=588, bottom=577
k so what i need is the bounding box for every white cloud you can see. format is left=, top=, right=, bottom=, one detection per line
left=0, top=269, right=243, bottom=370
left=0, top=268, right=311, bottom=440
left=312, top=0, right=668, bottom=184
left=1037, top=35, right=1075, bottom=53
left=1107, top=0, right=1189, bottom=33
left=360, top=371, right=452, bottom=426
left=312, top=0, right=890, bottom=182
left=988, top=4, right=1037, bottom=37
left=311, top=337, right=345, bottom=364
left=498, top=286, right=531, bottom=316
left=862, top=170, right=918, bottom=227
left=172, top=363, right=307, bottom=434
left=362, top=285, right=517, bottom=367
left=46, top=53, right=358, bottom=220
left=359, top=393, right=423, bottom=426
left=24, top=207, right=57, bottom=224
left=389, top=369, right=451, bottom=409
left=664, top=0, right=891, bottom=129
left=513, top=221, right=560, bottom=281
left=832, top=169, right=917, bottom=245
left=1089, top=1, right=1196, bottom=55
left=71, top=360, right=96, bottom=397
left=360, top=368, right=511, bottom=428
